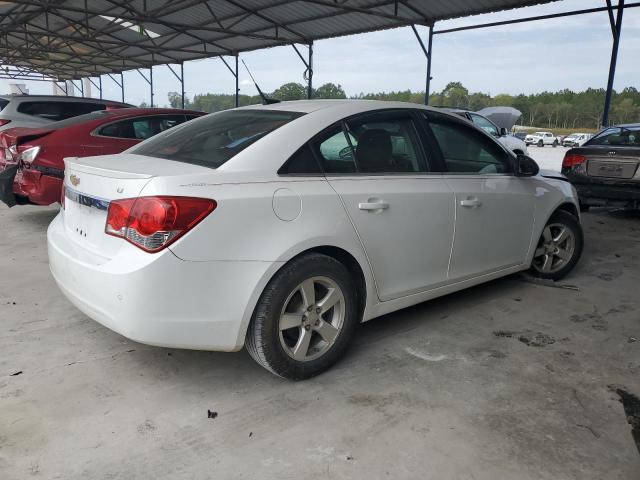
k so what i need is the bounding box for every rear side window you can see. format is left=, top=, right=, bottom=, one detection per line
left=426, top=113, right=511, bottom=174
left=17, top=101, right=106, bottom=121
left=98, top=115, right=188, bottom=140
left=130, top=110, right=304, bottom=168
left=0, top=99, right=8, bottom=111
left=587, top=126, right=640, bottom=146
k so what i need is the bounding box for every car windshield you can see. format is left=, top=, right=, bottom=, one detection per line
left=565, top=134, right=578, bottom=139
left=587, top=126, right=640, bottom=146
left=534, top=132, right=546, bottom=136
left=130, top=109, right=304, bottom=168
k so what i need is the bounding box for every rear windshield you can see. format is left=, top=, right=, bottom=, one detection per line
left=130, top=109, right=304, bottom=168
left=587, top=126, right=640, bottom=146
left=37, top=110, right=115, bottom=130
left=0, top=98, right=8, bottom=111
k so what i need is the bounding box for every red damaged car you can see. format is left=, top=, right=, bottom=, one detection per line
left=0, top=108, right=204, bottom=207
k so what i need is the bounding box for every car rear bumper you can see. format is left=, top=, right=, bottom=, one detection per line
left=564, top=173, right=640, bottom=205
left=47, top=212, right=276, bottom=351
left=14, top=169, right=61, bottom=205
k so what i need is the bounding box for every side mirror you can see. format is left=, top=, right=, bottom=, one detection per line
left=516, top=154, right=539, bottom=177
left=499, top=127, right=508, bottom=136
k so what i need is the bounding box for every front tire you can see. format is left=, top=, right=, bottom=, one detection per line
left=553, top=140, right=558, bottom=147
left=537, top=140, right=544, bottom=147
left=529, top=210, right=583, bottom=280
left=246, top=253, right=358, bottom=380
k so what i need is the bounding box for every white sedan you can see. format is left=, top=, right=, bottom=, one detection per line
left=48, top=100, right=584, bottom=379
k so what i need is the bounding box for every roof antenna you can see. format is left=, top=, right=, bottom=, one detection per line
left=241, top=60, right=280, bottom=105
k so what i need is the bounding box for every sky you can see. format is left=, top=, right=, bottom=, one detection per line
left=2, top=0, right=639, bottom=106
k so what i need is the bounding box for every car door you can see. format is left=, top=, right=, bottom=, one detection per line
left=316, top=110, right=455, bottom=301
left=422, top=111, right=535, bottom=281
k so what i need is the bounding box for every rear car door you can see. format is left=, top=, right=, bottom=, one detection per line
left=422, top=111, right=535, bottom=281
left=318, top=110, right=455, bottom=301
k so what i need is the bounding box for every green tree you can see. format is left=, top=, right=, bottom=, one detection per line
left=271, top=82, right=307, bottom=101
left=167, top=91, right=190, bottom=109
left=314, top=83, right=346, bottom=99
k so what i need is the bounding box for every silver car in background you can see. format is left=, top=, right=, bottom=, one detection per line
left=0, top=95, right=132, bottom=132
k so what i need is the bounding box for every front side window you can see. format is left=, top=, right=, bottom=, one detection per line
left=131, top=109, right=303, bottom=168
left=427, top=114, right=511, bottom=174
left=469, top=113, right=499, bottom=137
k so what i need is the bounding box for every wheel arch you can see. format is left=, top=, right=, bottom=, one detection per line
left=236, top=243, right=373, bottom=351
left=555, top=201, right=579, bottom=220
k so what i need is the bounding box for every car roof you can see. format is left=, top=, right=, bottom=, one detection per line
left=236, top=99, right=441, bottom=114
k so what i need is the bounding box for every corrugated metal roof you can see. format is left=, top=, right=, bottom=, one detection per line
left=0, top=0, right=562, bottom=80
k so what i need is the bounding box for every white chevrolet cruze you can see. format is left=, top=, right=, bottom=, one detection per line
left=48, top=100, right=583, bottom=379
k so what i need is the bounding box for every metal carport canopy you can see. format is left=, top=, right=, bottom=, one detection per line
left=0, top=0, right=563, bottom=81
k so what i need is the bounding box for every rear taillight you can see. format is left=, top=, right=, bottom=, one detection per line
left=562, top=153, right=586, bottom=168
left=105, top=196, right=216, bottom=253
left=0, top=119, right=10, bottom=127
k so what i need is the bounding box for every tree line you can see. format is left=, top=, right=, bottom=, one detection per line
left=165, top=81, right=640, bottom=129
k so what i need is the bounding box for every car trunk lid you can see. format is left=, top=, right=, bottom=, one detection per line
left=577, top=146, right=640, bottom=181
left=63, top=153, right=213, bottom=260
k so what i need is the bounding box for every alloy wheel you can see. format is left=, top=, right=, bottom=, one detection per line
left=532, top=223, right=576, bottom=274
left=278, top=276, right=345, bottom=362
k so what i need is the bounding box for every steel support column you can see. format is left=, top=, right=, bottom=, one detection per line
left=235, top=56, right=240, bottom=107
left=167, top=63, right=186, bottom=108
left=136, top=68, right=153, bottom=107
left=291, top=43, right=313, bottom=99
left=220, top=56, right=240, bottom=107
left=307, top=42, right=313, bottom=99
left=411, top=24, right=434, bottom=105
left=121, top=73, right=125, bottom=103
left=181, top=63, right=185, bottom=109
left=86, top=76, right=103, bottom=99
left=603, top=0, right=625, bottom=126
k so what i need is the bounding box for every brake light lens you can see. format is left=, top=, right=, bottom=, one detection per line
left=105, top=196, right=216, bottom=253
left=562, top=153, right=586, bottom=168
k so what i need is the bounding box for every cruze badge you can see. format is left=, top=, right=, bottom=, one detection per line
left=70, top=174, right=80, bottom=186
left=608, top=151, right=617, bottom=156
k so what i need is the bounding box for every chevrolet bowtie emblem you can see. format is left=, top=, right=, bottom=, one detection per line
left=70, top=174, right=80, bottom=186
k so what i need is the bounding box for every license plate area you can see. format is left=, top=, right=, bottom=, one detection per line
left=587, top=159, right=638, bottom=179
left=64, top=190, right=109, bottom=250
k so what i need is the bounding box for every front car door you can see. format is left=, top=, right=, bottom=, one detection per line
left=422, top=111, right=535, bottom=281
left=317, top=110, right=455, bottom=301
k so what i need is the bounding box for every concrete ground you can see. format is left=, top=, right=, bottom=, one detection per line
left=526, top=143, right=569, bottom=172
left=1, top=198, right=639, bottom=479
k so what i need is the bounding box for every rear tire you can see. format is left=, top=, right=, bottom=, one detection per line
left=553, top=140, right=558, bottom=147
left=529, top=210, right=583, bottom=280
left=246, top=253, right=358, bottom=380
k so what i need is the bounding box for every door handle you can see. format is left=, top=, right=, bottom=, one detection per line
left=358, top=200, right=389, bottom=211
left=460, top=197, right=481, bottom=208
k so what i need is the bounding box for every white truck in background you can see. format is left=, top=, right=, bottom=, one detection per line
left=525, top=131, right=561, bottom=147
